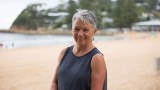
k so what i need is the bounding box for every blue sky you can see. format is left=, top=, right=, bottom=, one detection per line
left=0, top=0, right=68, bottom=29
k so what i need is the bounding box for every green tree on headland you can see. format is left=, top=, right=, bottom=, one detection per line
left=11, top=3, right=44, bottom=30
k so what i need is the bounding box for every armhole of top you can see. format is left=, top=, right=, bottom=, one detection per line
left=95, top=51, right=103, bottom=55
left=89, top=48, right=102, bottom=63
left=90, top=52, right=103, bottom=65
left=92, top=52, right=103, bottom=60
left=90, top=49, right=104, bottom=70
left=90, top=51, right=107, bottom=90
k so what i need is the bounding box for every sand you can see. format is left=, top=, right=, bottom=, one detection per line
left=0, top=32, right=160, bottom=90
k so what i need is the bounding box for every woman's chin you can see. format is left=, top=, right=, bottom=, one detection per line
left=76, top=42, right=86, bottom=46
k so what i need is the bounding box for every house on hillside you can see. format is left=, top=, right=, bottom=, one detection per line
left=46, top=12, right=68, bottom=30
left=132, top=19, right=160, bottom=31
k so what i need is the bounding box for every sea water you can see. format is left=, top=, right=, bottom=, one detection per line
left=0, top=32, right=113, bottom=49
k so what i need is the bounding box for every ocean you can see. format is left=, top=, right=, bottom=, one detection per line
left=0, top=32, right=113, bottom=49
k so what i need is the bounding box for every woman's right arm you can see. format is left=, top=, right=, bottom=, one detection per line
left=50, top=47, right=67, bottom=90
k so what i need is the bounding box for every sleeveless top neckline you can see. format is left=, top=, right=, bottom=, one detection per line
left=71, top=46, right=96, bottom=58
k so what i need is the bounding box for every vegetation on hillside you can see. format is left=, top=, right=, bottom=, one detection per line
left=11, top=0, right=160, bottom=31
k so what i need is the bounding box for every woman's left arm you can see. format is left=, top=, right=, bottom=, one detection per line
left=91, top=54, right=107, bottom=90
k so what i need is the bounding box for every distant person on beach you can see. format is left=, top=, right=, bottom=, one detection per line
left=50, top=9, right=107, bottom=90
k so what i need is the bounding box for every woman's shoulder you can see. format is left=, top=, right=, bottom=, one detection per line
left=91, top=50, right=106, bottom=68
left=58, top=45, right=73, bottom=62
left=92, top=53, right=104, bottom=62
left=60, top=45, right=73, bottom=54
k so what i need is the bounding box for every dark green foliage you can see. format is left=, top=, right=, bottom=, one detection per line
left=78, top=0, right=112, bottom=29
left=113, top=0, right=139, bottom=28
left=66, top=0, right=78, bottom=29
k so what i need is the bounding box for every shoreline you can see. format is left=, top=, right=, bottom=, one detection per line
left=0, top=29, right=116, bottom=35
left=0, top=31, right=159, bottom=50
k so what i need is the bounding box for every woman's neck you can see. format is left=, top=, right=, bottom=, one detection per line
left=73, top=43, right=95, bottom=56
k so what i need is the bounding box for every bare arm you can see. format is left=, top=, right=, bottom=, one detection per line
left=50, top=47, right=67, bottom=90
left=91, top=54, right=107, bottom=90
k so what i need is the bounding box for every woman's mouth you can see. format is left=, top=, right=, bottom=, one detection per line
left=77, top=38, right=86, bottom=42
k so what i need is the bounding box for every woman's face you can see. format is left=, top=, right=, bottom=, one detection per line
left=72, top=18, right=96, bottom=46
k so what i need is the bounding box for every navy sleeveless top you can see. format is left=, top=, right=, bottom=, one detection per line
left=58, top=45, right=107, bottom=90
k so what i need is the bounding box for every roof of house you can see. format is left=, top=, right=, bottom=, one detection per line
left=133, top=19, right=160, bottom=26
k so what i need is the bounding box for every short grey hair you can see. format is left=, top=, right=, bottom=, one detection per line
left=72, top=9, right=97, bottom=30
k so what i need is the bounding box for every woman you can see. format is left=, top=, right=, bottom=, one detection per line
left=50, top=9, right=107, bottom=90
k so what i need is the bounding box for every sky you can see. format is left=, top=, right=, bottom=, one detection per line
left=0, top=0, right=68, bottom=30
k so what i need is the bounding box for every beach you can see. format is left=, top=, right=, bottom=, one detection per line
left=0, top=32, right=160, bottom=90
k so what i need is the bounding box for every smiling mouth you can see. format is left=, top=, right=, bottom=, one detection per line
left=77, top=38, right=85, bottom=41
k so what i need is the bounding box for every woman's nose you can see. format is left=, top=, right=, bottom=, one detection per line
left=78, top=30, right=84, bottom=36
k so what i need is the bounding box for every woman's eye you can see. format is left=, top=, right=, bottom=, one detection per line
left=83, top=29, right=89, bottom=32
left=73, top=28, right=79, bottom=32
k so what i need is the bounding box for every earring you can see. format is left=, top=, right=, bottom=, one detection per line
left=93, top=37, right=94, bottom=41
